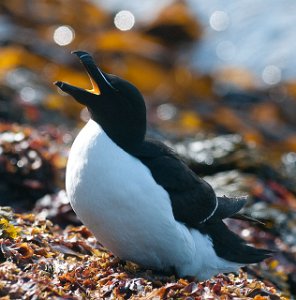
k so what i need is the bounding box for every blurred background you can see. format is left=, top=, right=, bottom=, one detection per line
left=0, top=0, right=296, bottom=296
left=1, top=0, right=296, bottom=154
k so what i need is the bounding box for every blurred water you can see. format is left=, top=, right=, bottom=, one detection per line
left=188, top=0, right=296, bottom=85
left=96, top=0, right=296, bottom=86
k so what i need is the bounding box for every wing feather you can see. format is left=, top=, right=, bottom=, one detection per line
left=135, top=139, right=273, bottom=264
left=135, top=139, right=218, bottom=226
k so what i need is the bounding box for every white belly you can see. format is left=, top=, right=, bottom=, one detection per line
left=66, top=119, right=242, bottom=279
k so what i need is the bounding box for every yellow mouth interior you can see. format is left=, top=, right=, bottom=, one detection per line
left=86, top=75, right=101, bottom=95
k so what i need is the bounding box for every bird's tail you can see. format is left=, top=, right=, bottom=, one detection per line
left=199, top=220, right=273, bottom=264
left=214, top=196, right=265, bottom=225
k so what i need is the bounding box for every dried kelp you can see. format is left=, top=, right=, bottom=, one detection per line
left=0, top=208, right=288, bottom=299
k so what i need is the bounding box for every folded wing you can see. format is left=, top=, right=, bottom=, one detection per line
left=135, top=139, right=272, bottom=264
left=135, top=139, right=246, bottom=227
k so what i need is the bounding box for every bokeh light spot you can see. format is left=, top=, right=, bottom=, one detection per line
left=157, top=103, right=177, bottom=121
left=53, top=25, right=75, bottom=46
left=80, top=107, right=91, bottom=122
left=282, top=152, right=296, bottom=164
left=262, top=65, right=281, bottom=85
left=216, top=40, right=236, bottom=61
left=114, top=10, right=135, bottom=31
left=209, top=11, right=230, bottom=31
left=20, top=87, right=36, bottom=103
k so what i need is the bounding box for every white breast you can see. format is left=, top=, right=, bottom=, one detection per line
left=66, top=119, right=241, bottom=280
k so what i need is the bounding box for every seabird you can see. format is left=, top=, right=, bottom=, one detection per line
left=55, top=51, right=271, bottom=280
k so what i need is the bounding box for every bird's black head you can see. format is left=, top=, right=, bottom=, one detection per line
left=55, top=51, right=147, bottom=153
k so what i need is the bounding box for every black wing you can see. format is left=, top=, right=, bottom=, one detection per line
left=134, top=139, right=272, bottom=264
left=134, top=139, right=245, bottom=227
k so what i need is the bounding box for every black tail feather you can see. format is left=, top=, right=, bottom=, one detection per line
left=231, top=213, right=266, bottom=225
left=210, top=196, right=248, bottom=221
left=199, top=220, right=273, bottom=264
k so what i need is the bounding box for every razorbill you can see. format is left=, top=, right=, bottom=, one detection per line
left=55, top=51, right=271, bottom=280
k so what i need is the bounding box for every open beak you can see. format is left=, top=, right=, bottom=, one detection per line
left=54, top=51, right=114, bottom=99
